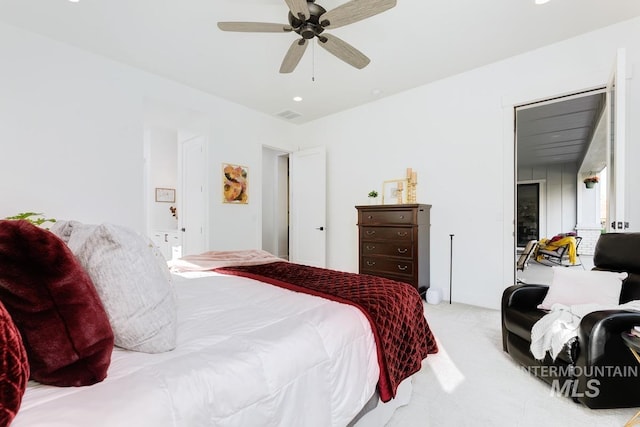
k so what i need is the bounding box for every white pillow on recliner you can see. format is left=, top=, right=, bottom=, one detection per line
left=538, top=267, right=628, bottom=310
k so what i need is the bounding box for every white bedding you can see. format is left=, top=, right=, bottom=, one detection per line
left=13, top=272, right=380, bottom=427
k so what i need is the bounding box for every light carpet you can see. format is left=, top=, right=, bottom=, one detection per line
left=386, top=301, right=637, bottom=427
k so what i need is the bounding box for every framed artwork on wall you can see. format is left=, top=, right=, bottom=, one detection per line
left=382, top=179, right=408, bottom=204
left=222, top=163, right=249, bottom=204
left=155, top=188, right=175, bottom=203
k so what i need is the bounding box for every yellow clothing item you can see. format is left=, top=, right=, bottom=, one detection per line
left=536, top=236, right=577, bottom=264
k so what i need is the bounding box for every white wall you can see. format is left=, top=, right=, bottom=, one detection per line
left=295, top=17, right=640, bottom=309
left=0, top=22, right=294, bottom=251
left=0, top=24, right=143, bottom=229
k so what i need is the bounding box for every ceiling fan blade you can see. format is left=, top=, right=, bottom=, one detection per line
left=284, top=0, right=310, bottom=20
left=320, top=0, right=397, bottom=29
left=317, top=33, right=370, bottom=69
left=217, top=22, right=293, bottom=32
left=280, top=39, right=308, bottom=73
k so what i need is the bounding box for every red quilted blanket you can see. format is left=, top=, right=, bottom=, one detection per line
left=216, top=262, right=438, bottom=402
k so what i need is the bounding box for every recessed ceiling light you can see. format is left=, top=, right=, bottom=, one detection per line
left=535, top=0, right=550, bottom=4
left=293, top=96, right=303, bottom=102
left=69, top=0, right=80, bottom=3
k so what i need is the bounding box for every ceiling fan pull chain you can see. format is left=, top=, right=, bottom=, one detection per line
left=312, top=39, right=315, bottom=82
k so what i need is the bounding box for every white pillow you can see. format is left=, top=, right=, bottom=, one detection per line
left=538, top=267, right=628, bottom=310
left=72, top=223, right=177, bottom=353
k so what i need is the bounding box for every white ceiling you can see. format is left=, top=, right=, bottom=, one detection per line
left=517, top=91, right=606, bottom=171
left=1, top=0, right=640, bottom=124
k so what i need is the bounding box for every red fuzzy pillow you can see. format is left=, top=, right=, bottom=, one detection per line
left=0, top=220, right=114, bottom=386
left=0, top=300, right=29, bottom=426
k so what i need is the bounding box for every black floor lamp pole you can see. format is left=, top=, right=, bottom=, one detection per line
left=449, top=234, right=454, bottom=304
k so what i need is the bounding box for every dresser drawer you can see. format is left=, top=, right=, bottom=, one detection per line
left=360, top=226, right=412, bottom=241
left=361, top=241, right=413, bottom=258
left=366, top=272, right=416, bottom=288
left=361, top=256, right=414, bottom=277
left=360, top=209, right=414, bottom=225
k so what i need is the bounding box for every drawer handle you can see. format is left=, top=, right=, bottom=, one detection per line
left=366, top=230, right=376, bottom=235
left=399, top=215, right=405, bottom=219
left=397, top=231, right=408, bottom=237
left=397, top=248, right=408, bottom=254
left=366, top=245, right=376, bottom=250
left=366, top=261, right=376, bottom=267
left=367, top=215, right=373, bottom=219
left=397, top=265, right=408, bottom=271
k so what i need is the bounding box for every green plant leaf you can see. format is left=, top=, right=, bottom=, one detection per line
left=4, top=212, right=56, bottom=228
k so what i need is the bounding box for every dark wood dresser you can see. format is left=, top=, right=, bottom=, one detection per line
left=356, top=204, right=431, bottom=295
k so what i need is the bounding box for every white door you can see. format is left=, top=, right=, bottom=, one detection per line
left=606, top=48, right=628, bottom=232
left=289, top=147, right=326, bottom=267
left=179, top=136, right=207, bottom=255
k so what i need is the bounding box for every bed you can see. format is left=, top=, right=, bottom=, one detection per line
left=0, top=220, right=437, bottom=427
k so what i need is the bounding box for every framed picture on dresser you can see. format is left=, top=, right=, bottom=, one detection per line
left=382, top=179, right=408, bottom=204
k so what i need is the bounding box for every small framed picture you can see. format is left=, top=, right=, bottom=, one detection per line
left=382, top=179, right=408, bottom=205
left=155, top=188, right=175, bottom=203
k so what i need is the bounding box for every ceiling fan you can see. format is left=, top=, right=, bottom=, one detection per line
left=217, top=0, right=397, bottom=73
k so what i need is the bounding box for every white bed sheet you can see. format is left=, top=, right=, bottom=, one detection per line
left=13, top=272, right=380, bottom=427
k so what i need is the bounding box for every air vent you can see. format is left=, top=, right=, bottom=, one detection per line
left=276, top=110, right=302, bottom=120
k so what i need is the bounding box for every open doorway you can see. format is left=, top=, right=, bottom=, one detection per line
left=515, top=89, right=606, bottom=251
left=262, top=146, right=290, bottom=259
left=511, top=49, right=629, bottom=284
left=261, top=146, right=327, bottom=267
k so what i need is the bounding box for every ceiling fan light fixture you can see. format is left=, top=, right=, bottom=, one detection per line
left=299, top=23, right=319, bottom=39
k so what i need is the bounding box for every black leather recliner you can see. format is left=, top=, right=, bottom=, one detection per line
left=502, top=232, right=640, bottom=409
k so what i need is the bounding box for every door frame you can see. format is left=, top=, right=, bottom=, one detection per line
left=507, top=50, right=629, bottom=285
left=605, top=48, right=628, bottom=232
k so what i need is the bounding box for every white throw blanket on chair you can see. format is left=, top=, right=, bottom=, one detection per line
left=530, top=300, right=640, bottom=361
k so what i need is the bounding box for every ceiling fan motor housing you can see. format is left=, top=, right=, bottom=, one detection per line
left=289, top=2, right=326, bottom=39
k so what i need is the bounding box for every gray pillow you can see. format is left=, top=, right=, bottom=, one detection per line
left=49, top=220, right=83, bottom=244
left=72, top=223, right=177, bottom=353
left=51, top=221, right=100, bottom=254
